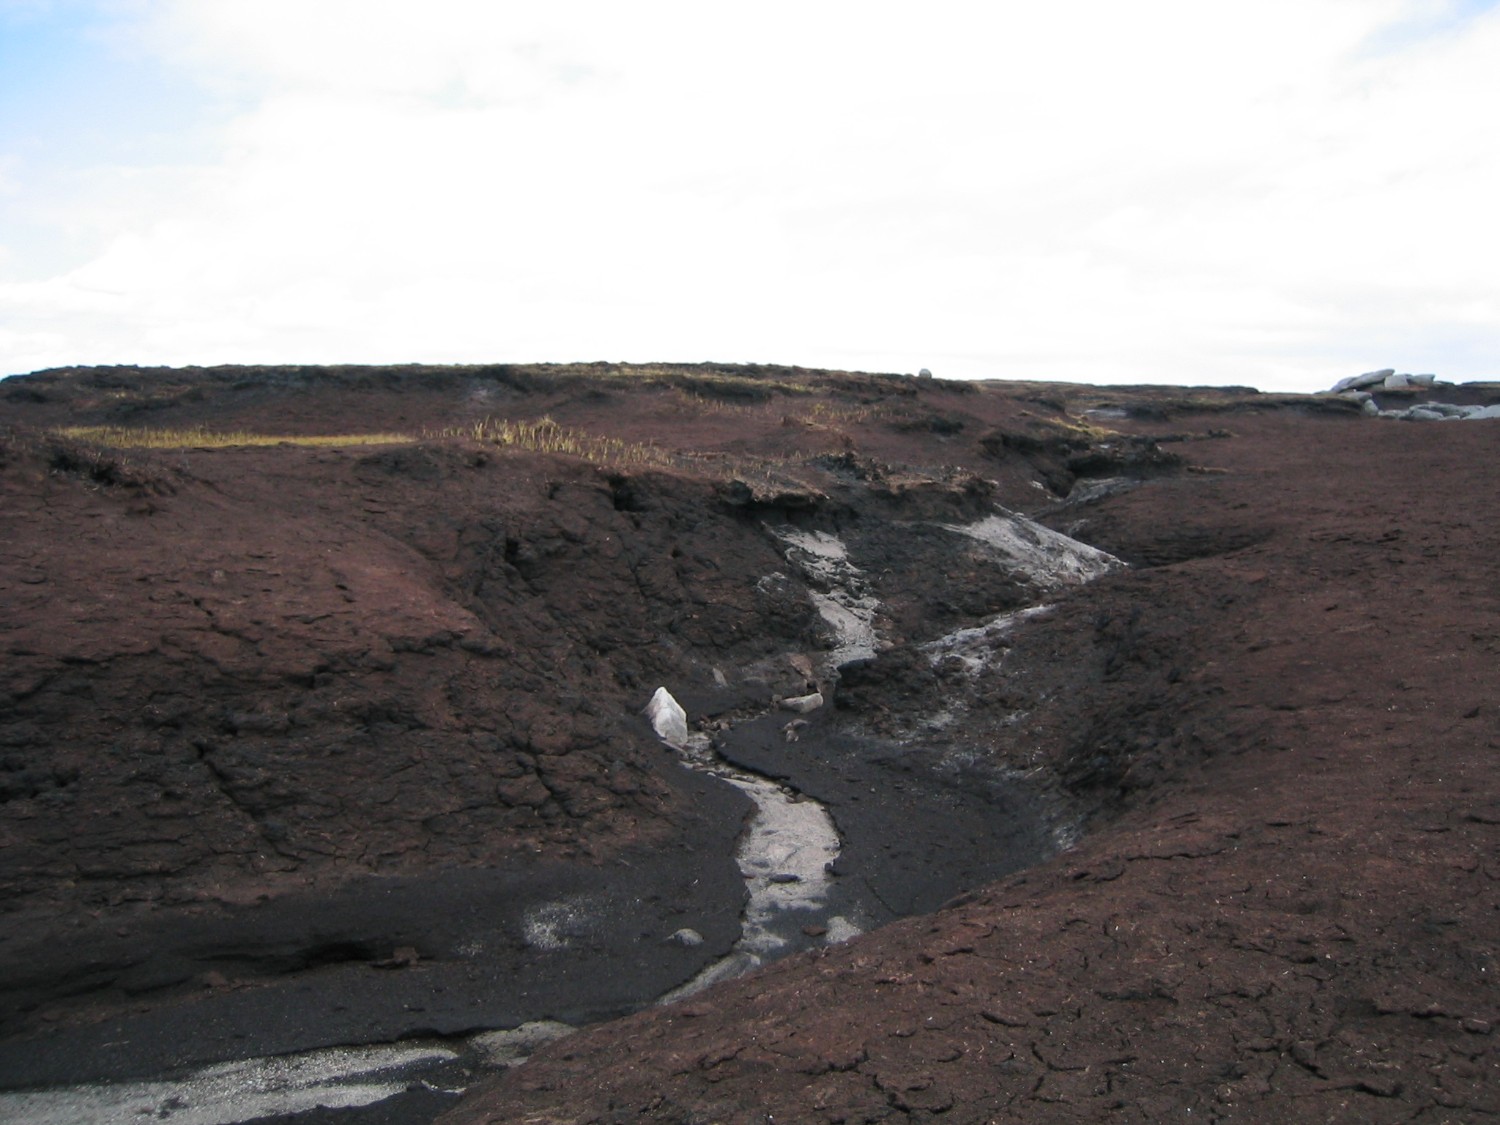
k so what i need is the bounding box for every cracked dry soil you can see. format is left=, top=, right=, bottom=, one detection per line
left=1, top=364, right=1498, bottom=1124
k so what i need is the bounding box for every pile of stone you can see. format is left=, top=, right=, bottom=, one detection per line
left=1391, top=401, right=1500, bottom=421
left=1327, top=369, right=1500, bottom=422
left=1331, top=368, right=1440, bottom=394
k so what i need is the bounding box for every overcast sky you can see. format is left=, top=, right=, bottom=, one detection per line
left=2, top=1, right=1497, bottom=390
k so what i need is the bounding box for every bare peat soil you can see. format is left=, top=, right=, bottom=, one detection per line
left=443, top=395, right=1500, bottom=1122
left=1, top=365, right=1497, bottom=1123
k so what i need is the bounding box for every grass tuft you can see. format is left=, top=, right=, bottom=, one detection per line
left=50, top=426, right=415, bottom=449
left=434, top=416, right=670, bottom=466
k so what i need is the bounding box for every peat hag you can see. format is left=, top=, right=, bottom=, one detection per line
left=1, top=364, right=1497, bottom=1124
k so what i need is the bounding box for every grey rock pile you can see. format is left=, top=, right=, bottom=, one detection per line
left=1394, top=402, right=1500, bottom=422
left=1331, top=368, right=1440, bottom=393
left=1327, top=369, right=1500, bottom=422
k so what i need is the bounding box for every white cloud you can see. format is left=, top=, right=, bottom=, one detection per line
left=2, top=0, right=1498, bottom=389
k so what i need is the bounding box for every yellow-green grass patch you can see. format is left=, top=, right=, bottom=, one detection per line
left=51, top=426, right=416, bottom=449
left=433, top=416, right=671, bottom=466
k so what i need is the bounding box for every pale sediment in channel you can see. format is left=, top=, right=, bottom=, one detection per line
left=943, top=512, right=1122, bottom=589
left=0, top=1043, right=460, bottom=1125
left=647, top=687, right=857, bottom=1004
left=771, top=527, right=881, bottom=669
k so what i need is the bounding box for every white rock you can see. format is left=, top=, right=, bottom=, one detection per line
left=1361, top=399, right=1381, bottom=416
left=1462, top=404, right=1500, bottom=420
left=779, top=692, right=824, bottom=714
left=645, top=686, right=689, bottom=747
left=667, top=927, right=704, bottom=947
left=1384, top=373, right=1412, bottom=389
left=1410, top=373, right=1436, bottom=387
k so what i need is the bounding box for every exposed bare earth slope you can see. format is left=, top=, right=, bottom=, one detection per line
left=1, top=365, right=1497, bottom=1122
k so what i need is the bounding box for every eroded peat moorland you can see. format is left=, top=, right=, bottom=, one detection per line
left=1, top=363, right=1497, bottom=1123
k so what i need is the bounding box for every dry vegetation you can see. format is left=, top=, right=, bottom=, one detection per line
left=50, top=426, right=415, bottom=450
left=435, top=416, right=671, bottom=466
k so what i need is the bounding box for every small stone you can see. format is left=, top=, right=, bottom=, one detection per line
left=769, top=872, right=802, bottom=884
left=779, top=692, right=824, bottom=714
left=1462, top=1018, right=1492, bottom=1034
left=373, top=945, right=420, bottom=969
left=802, top=924, right=828, bottom=937
left=667, top=927, right=704, bottom=947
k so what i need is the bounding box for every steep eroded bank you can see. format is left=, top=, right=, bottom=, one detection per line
left=443, top=405, right=1500, bottom=1124
left=0, top=368, right=1127, bottom=1110
left=2, top=367, right=1497, bottom=1123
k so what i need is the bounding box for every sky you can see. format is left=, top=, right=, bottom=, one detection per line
left=1, top=1, right=1498, bottom=391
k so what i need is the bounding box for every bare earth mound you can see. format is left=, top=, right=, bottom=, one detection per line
left=1, top=364, right=1496, bottom=1123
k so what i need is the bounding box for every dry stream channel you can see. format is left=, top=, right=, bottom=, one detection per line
left=0, top=513, right=1119, bottom=1124
left=0, top=703, right=862, bottom=1125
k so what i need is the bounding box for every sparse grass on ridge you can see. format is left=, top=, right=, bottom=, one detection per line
left=49, top=419, right=667, bottom=467
left=530, top=363, right=821, bottom=399
left=48, top=407, right=853, bottom=474
left=52, top=426, right=416, bottom=449
left=669, top=389, right=888, bottom=427
left=433, top=416, right=671, bottom=466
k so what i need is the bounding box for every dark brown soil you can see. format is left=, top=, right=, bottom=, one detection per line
left=2, top=364, right=1497, bottom=1122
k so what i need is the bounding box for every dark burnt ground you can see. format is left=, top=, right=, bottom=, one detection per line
left=2, top=366, right=1499, bottom=1122
left=0, top=364, right=1115, bottom=1089
left=0, top=437, right=775, bottom=1086
left=439, top=400, right=1500, bottom=1123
